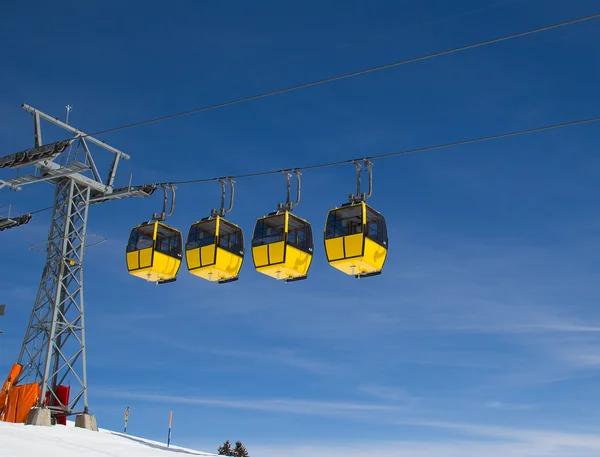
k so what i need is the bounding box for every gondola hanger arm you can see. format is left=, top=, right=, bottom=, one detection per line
left=167, top=184, right=176, bottom=218
left=349, top=159, right=373, bottom=203
left=277, top=169, right=301, bottom=212
left=226, top=177, right=235, bottom=214
left=211, top=177, right=235, bottom=218
left=152, top=183, right=176, bottom=221
left=349, top=160, right=362, bottom=203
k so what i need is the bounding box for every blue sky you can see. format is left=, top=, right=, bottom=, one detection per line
left=1, top=0, right=600, bottom=455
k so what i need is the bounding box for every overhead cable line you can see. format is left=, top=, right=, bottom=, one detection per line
left=50, top=12, right=600, bottom=140
left=162, top=115, right=600, bottom=186
left=30, top=206, right=53, bottom=215
left=14, top=115, right=600, bottom=217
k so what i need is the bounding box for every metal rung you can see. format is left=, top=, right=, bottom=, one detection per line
left=0, top=179, right=21, bottom=191
left=0, top=213, right=32, bottom=231
left=89, top=184, right=157, bottom=204
left=285, top=275, right=308, bottom=283
left=3, top=162, right=89, bottom=188
left=42, top=161, right=89, bottom=175
left=355, top=271, right=382, bottom=279
left=6, top=175, right=41, bottom=186
left=218, top=276, right=239, bottom=285
left=157, top=277, right=177, bottom=285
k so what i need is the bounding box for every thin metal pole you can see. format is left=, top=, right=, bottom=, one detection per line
left=33, top=113, right=42, bottom=148
left=124, top=407, right=130, bottom=434
left=167, top=410, right=173, bottom=447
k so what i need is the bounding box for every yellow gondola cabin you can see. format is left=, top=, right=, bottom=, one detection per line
left=324, top=201, right=388, bottom=278
left=186, top=216, right=244, bottom=283
left=252, top=211, right=313, bottom=282
left=126, top=221, right=183, bottom=284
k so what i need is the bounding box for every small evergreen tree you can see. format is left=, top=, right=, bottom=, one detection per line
left=218, top=440, right=233, bottom=456
left=233, top=440, right=249, bottom=457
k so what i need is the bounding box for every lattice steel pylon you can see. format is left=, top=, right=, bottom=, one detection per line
left=18, top=178, right=91, bottom=418
left=0, top=104, right=156, bottom=427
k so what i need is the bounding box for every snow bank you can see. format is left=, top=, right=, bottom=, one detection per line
left=0, top=420, right=218, bottom=457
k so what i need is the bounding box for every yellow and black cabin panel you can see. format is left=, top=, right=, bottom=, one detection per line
left=185, top=216, right=244, bottom=283
left=252, top=211, right=313, bottom=281
left=324, top=202, right=388, bottom=277
left=126, top=221, right=183, bottom=283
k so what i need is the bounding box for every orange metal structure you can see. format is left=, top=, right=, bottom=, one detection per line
left=3, top=383, right=40, bottom=423
left=0, top=363, right=22, bottom=421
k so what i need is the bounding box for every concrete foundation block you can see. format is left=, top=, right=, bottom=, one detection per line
left=75, top=413, right=98, bottom=431
left=25, top=407, right=52, bottom=426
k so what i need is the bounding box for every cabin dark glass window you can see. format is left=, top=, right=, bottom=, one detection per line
left=155, top=225, right=182, bottom=258
left=287, top=214, right=313, bottom=253
left=253, top=215, right=285, bottom=246
left=218, top=219, right=244, bottom=256
left=186, top=220, right=217, bottom=250
left=365, top=207, right=387, bottom=246
left=127, top=224, right=154, bottom=252
left=325, top=205, right=363, bottom=239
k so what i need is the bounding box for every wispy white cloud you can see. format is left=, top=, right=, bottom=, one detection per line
left=434, top=318, right=600, bottom=335
left=400, top=419, right=600, bottom=453
left=568, top=353, right=600, bottom=367
left=359, top=385, right=419, bottom=404
left=209, top=347, right=339, bottom=376
left=485, top=400, right=532, bottom=411
left=97, top=390, right=406, bottom=419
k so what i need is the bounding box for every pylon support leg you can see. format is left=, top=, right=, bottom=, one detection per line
left=75, top=413, right=98, bottom=431
left=25, top=407, right=52, bottom=426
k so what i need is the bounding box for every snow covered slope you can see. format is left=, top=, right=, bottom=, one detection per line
left=0, top=420, right=218, bottom=457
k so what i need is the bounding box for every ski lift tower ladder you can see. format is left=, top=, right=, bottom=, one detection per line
left=0, top=104, right=155, bottom=429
